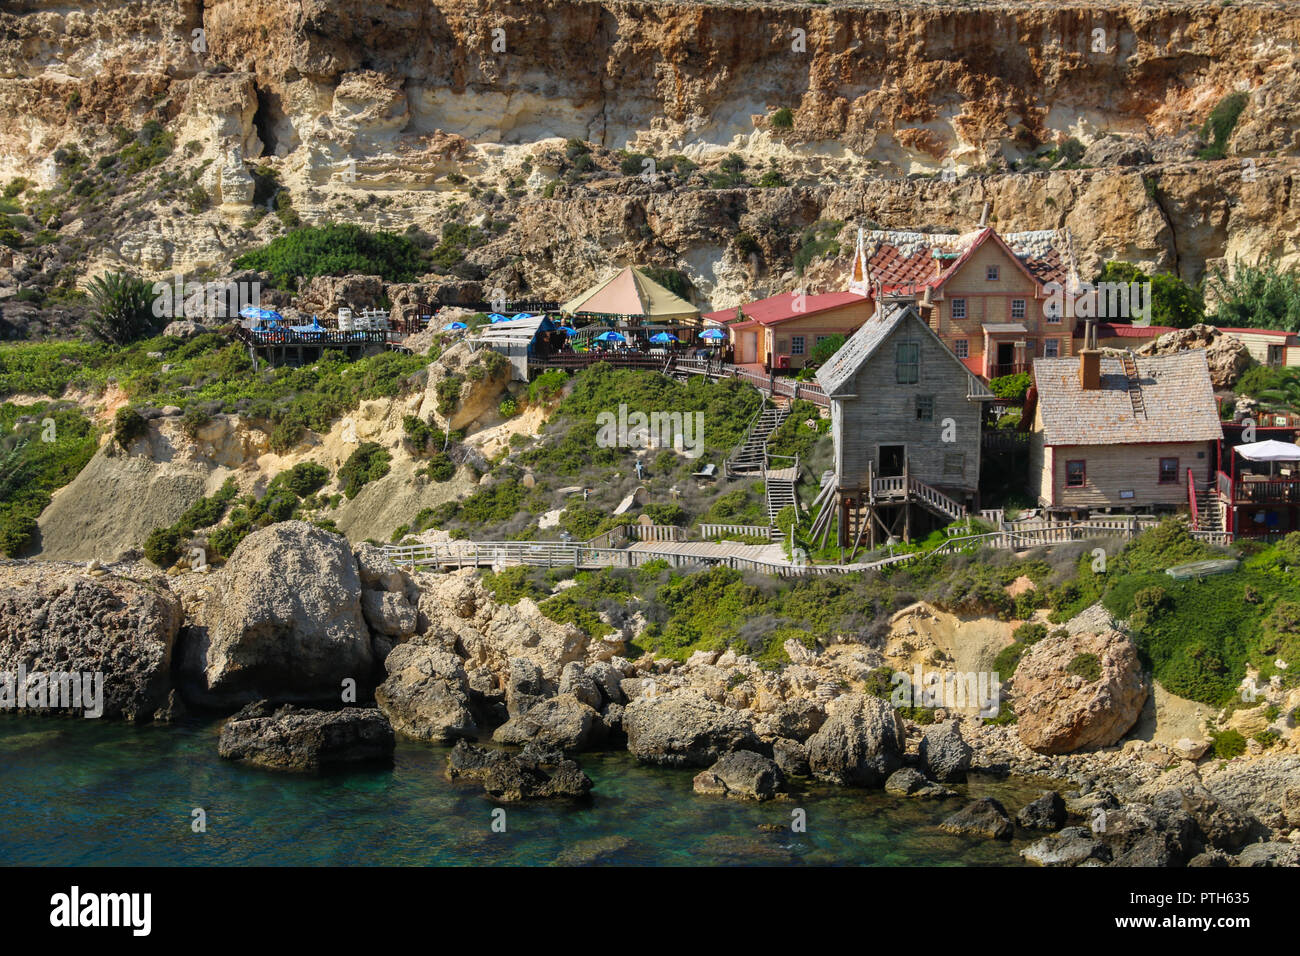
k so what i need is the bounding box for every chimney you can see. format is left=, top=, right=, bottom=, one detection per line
left=1079, top=320, right=1101, bottom=389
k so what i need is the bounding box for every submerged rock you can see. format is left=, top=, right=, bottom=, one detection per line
left=447, top=740, right=592, bottom=801
left=693, top=751, right=786, bottom=801
left=805, top=693, right=904, bottom=788
left=884, top=767, right=955, bottom=799
left=941, top=797, right=1014, bottom=840
left=217, top=701, right=394, bottom=771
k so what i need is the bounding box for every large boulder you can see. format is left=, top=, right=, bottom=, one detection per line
left=1016, top=791, right=1068, bottom=831
left=623, top=689, right=762, bottom=768
left=941, top=798, right=1014, bottom=840
left=693, top=751, right=786, bottom=801
left=375, top=640, right=479, bottom=742
left=884, top=767, right=955, bottom=799
left=918, top=720, right=973, bottom=782
left=1011, top=627, right=1147, bottom=755
left=162, top=319, right=208, bottom=339
left=805, top=693, right=904, bottom=787
left=217, top=701, right=394, bottom=771
left=0, top=568, right=180, bottom=720
left=493, top=694, right=607, bottom=751
left=447, top=740, right=593, bottom=801
left=182, top=522, right=373, bottom=707
left=1135, top=324, right=1253, bottom=389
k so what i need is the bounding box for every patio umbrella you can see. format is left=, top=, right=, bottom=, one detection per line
left=595, top=331, right=626, bottom=343
left=700, top=328, right=726, bottom=340
left=442, top=321, right=468, bottom=332
left=241, top=307, right=283, bottom=323
left=511, top=312, right=533, bottom=321
left=488, top=313, right=510, bottom=323
left=558, top=326, right=577, bottom=336
left=649, top=332, right=678, bottom=344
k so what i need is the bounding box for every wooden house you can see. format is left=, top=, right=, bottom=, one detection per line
left=472, top=315, right=559, bottom=381
left=1025, top=346, right=1223, bottom=514
left=814, top=301, right=995, bottom=553
left=847, top=226, right=1080, bottom=379
left=702, top=291, right=872, bottom=369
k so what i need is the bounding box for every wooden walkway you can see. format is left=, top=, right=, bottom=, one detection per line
left=627, top=539, right=788, bottom=563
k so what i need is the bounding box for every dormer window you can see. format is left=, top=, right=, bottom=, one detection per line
left=986, top=265, right=1000, bottom=281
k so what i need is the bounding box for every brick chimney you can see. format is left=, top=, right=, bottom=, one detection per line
left=1079, top=320, right=1101, bottom=389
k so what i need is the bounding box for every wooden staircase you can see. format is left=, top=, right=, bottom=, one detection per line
left=727, top=405, right=788, bottom=476
left=764, top=466, right=799, bottom=523
left=870, top=475, right=967, bottom=522
left=1191, top=483, right=1224, bottom=532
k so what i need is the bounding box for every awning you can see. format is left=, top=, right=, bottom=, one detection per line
left=1235, top=440, right=1300, bottom=461
left=982, top=323, right=1028, bottom=334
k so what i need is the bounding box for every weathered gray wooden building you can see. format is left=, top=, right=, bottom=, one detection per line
left=472, top=315, right=559, bottom=381
left=815, top=301, right=995, bottom=552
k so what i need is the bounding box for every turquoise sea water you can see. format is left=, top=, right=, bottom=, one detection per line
left=0, top=718, right=1049, bottom=865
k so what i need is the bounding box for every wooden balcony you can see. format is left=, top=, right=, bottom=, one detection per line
left=1217, top=470, right=1300, bottom=505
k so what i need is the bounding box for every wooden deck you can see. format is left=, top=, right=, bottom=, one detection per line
left=627, top=539, right=788, bottom=563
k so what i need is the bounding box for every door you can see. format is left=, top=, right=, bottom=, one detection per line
left=879, top=445, right=906, bottom=477
left=741, top=331, right=757, bottom=364
left=996, top=342, right=1015, bottom=376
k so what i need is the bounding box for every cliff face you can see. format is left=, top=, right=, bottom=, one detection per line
left=1, top=0, right=1298, bottom=309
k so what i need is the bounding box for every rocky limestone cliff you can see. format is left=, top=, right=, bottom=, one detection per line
left=1, top=0, right=1298, bottom=310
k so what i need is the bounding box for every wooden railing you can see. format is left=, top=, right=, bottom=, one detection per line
left=697, top=523, right=775, bottom=540
left=624, top=524, right=688, bottom=542
left=1187, top=467, right=1200, bottom=528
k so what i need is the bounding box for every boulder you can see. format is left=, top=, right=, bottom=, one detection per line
left=353, top=543, right=415, bottom=596
left=772, top=737, right=810, bottom=777
left=375, top=640, right=479, bottom=743
left=940, top=797, right=1014, bottom=840
left=217, top=701, right=394, bottom=771
left=884, top=767, right=955, bottom=798
left=1011, top=627, right=1147, bottom=754
left=918, top=720, right=972, bottom=782
left=492, top=694, right=607, bottom=751
left=447, top=740, right=592, bottom=801
left=805, top=693, right=905, bottom=787
left=361, top=589, right=418, bottom=638
left=623, top=689, right=762, bottom=768
left=1081, top=135, right=1152, bottom=167
left=1151, top=783, right=1256, bottom=852
left=1098, top=803, right=1198, bottom=867
left=1135, top=324, right=1253, bottom=389
left=1235, top=841, right=1300, bottom=867
left=504, top=656, right=551, bottom=717
left=0, top=570, right=180, bottom=720
left=162, top=319, right=207, bottom=339
left=692, top=751, right=786, bottom=801
left=183, top=522, right=373, bottom=707
left=1016, top=791, right=1068, bottom=830
left=558, top=661, right=603, bottom=709
left=1021, top=827, right=1112, bottom=866
left=767, top=699, right=827, bottom=742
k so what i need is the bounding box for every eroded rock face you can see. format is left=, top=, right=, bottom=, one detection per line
left=1011, top=628, right=1147, bottom=755
left=693, top=751, right=786, bottom=801
left=0, top=567, right=180, bottom=720
left=182, top=522, right=373, bottom=707
left=217, top=701, right=394, bottom=771
left=623, top=689, right=762, bottom=768
left=805, top=693, right=904, bottom=787
left=375, top=640, right=479, bottom=743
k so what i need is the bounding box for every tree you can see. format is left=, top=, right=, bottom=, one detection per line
left=1093, top=261, right=1205, bottom=329
left=1205, top=257, right=1300, bottom=332
left=84, top=272, right=155, bottom=344
left=809, top=333, right=846, bottom=365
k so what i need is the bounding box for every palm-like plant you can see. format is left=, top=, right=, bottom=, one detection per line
left=1207, top=257, right=1300, bottom=332
left=83, top=272, right=155, bottom=345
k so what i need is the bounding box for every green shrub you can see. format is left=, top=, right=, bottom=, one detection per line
left=84, top=272, right=156, bottom=345
left=233, top=224, right=426, bottom=288
left=499, top=396, right=519, bottom=417
left=436, top=375, right=463, bottom=415
left=113, top=406, right=148, bottom=448
left=339, top=442, right=391, bottom=498
left=527, top=369, right=568, bottom=405
left=770, top=107, right=794, bottom=129
left=809, top=334, right=845, bottom=365
left=143, top=526, right=181, bottom=568
left=988, top=372, right=1032, bottom=400
left=425, top=452, right=455, bottom=482
left=1066, top=652, right=1102, bottom=682
left=1210, top=728, right=1247, bottom=758
left=1206, top=257, right=1300, bottom=333
left=1198, top=92, right=1248, bottom=160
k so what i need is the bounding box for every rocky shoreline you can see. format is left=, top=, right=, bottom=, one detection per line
left=2, top=520, right=1298, bottom=867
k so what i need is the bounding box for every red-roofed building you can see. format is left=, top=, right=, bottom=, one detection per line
left=702, top=290, right=872, bottom=369
left=846, top=226, right=1081, bottom=379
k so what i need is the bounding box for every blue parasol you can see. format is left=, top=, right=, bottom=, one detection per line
left=595, top=331, right=626, bottom=343
left=442, top=321, right=468, bottom=331
left=649, top=332, right=678, bottom=344
left=558, top=326, right=577, bottom=336
left=700, top=328, right=726, bottom=340
left=511, top=312, right=533, bottom=321
left=488, top=313, right=510, bottom=323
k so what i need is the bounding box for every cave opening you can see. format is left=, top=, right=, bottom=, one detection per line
left=252, top=85, right=279, bottom=157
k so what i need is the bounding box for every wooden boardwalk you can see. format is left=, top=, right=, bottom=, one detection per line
left=627, top=539, right=788, bottom=563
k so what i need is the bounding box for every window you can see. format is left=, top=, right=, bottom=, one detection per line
left=1159, top=457, right=1180, bottom=484
left=1066, top=460, right=1086, bottom=488
left=1045, top=300, right=1061, bottom=324
left=1268, top=344, right=1285, bottom=368
left=1043, top=338, right=1060, bottom=358
left=915, top=395, right=934, bottom=421
left=986, top=265, right=999, bottom=281
left=896, top=342, right=920, bottom=383
left=943, top=453, right=964, bottom=476
left=954, top=339, right=969, bottom=358
left=1011, top=298, right=1026, bottom=320
left=815, top=335, right=829, bottom=344
left=791, top=335, right=805, bottom=355
left=951, top=299, right=967, bottom=320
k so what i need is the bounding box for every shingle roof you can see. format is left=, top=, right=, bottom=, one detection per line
left=863, top=227, right=1075, bottom=294
left=702, top=291, right=869, bottom=327
left=1033, top=351, right=1222, bottom=446
left=815, top=301, right=994, bottom=400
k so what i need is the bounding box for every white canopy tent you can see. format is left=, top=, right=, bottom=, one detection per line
left=1235, top=440, right=1300, bottom=461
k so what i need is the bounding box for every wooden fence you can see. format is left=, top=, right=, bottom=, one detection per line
left=697, top=523, right=775, bottom=540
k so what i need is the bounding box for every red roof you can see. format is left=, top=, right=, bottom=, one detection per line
left=864, top=227, right=1072, bottom=295
left=1077, top=322, right=1175, bottom=338
left=1216, top=326, right=1296, bottom=338
left=703, top=291, right=870, bottom=327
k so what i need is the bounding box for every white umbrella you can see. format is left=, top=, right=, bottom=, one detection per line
left=1235, top=440, right=1300, bottom=461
